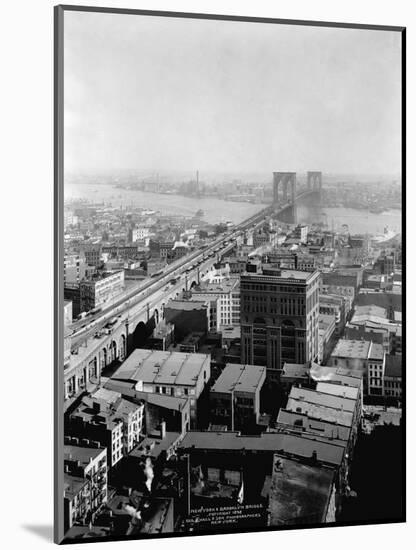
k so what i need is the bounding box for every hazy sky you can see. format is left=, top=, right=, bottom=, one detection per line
left=64, top=11, right=402, bottom=176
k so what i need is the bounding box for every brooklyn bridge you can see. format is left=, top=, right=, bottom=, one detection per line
left=63, top=171, right=322, bottom=408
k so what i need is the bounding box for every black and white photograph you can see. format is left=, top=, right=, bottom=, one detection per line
left=54, top=4, right=404, bottom=545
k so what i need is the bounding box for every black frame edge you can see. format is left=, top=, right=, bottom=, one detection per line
left=54, top=4, right=65, bottom=545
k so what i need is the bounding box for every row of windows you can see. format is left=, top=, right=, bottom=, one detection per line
left=241, top=284, right=306, bottom=293
left=127, top=418, right=142, bottom=433
left=282, top=298, right=306, bottom=316
left=112, top=426, right=123, bottom=439
left=384, top=380, right=401, bottom=388
left=243, top=316, right=306, bottom=327
left=241, top=302, right=306, bottom=316
left=235, top=397, right=254, bottom=406
left=243, top=294, right=305, bottom=304
left=154, top=385, right=194, bottom=397
left=385, top=389, right=401, bottom=396
left=156, top=385, right=176, bottom=396
left=112, top=449, right=122, bottom=463
left=306, top=289, right=319, bottom=310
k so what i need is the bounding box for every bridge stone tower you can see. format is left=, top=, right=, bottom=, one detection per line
left=273, top=172, right=297, bottom=224
left=306, top=171, right=322, bottom=194
left=306, top=171, right=322, bottom=208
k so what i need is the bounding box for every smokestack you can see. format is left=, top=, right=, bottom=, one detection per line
left=160, top=421, right=166, bottom=440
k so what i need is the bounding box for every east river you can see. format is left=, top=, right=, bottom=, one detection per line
left=66, top=184, right=401, bottom=236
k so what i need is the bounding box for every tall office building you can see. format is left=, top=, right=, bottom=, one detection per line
left=240, top=263, right=320, bottom=382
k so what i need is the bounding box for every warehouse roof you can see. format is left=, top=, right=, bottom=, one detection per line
left=331, top=339, right=370, bottom=360
left=315, top=382, right=359, bottom=401
left=179, top=431, right=345, bottom=466
left=211, top=363, right=266, bottom=394
left=111, top=348, right=209, bottom=387
left=277, top=409, right=351, bottom=442
left=289, top=387, right=356, bottom=413
left=269, top=455, right=335, bottom=526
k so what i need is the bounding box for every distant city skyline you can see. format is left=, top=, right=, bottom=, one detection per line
left=64, top=12, right=402, bottom=178
left=65, top=168, right=401, bottom=182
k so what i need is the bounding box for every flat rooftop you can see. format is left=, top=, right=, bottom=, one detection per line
left=358, top=288, right=397, bottom=295
left=286, top=398, right=353, bottom=428
left=83, top=269, right=123, bottom=283
left=332, top=267, right=363, bottom=275
left=281, top=363, right=309, bottom=379
left=243, top=268, right=317, bottom=282
left=193, top=278, right=240, bottom=294
left=315, top=382, right=359, bottom=401
left=368, top=342, right=385, bottom=361
left=111, top=348, right=209, bottom=388
left=104, top=379, right=189, bottom=412
left=70, top=394, right=141, bottom=430
left=290, top=364, right=361, bottom=395
left=188, top=294, right=218, bottom=304
left=288, top=386, right=357, bottom=413
left=64, top=444, right=106, bottom=466
left=277, top=409, right=351, bottom=442
left=349, top=314, right=393, bottom=327
left=91, top=387, right=121, bottom=404
left=354, top=304, right=387, bottom=318
left=331, top=339, right=371, bottom=360
left=329, top=371, right=363, bottom=387
left=179, top=431, right=345, bottom=466
left=130, top=431, right=181, bottom=460
left=219, top=325, right=241, bottom=339
left=211, top=363, right=266, bottom=394
left=269, top=455, right=335, bottom=526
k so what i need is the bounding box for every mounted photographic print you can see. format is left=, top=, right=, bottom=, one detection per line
left=54, top=5, right=405, bottom=544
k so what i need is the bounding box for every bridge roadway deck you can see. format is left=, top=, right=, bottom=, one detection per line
left=68, top=193, right=314, bottom=350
